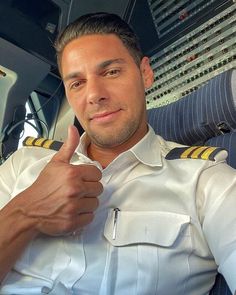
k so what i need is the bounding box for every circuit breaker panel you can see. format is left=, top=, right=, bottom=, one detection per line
left=146, top=0, right=236, bottom=108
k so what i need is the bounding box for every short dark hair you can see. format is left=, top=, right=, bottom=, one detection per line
left=54, top=12, right=144, bottom=73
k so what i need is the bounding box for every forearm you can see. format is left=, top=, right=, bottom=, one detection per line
left=0, top=195, right=38, bottom=283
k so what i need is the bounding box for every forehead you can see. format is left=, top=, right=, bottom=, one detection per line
left=61, top=34, right=134, bottom=76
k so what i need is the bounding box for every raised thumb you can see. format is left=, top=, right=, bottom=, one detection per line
left=52, top=125, right=80, bottom=163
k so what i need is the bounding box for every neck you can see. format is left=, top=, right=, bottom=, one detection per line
left=87, top=144, right=120, bottom=169
left=87, top=125, right=149, bottom=168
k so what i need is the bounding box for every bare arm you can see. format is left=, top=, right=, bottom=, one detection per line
left=0, top=126, right=103, bottom=282
left=0, top=195, right=38, bottom=282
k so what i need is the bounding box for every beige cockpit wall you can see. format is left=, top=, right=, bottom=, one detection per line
left=0, top=37, right=50, bottom=161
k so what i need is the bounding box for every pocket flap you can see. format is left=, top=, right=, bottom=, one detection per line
left=104, top=210, right=190, bottom=247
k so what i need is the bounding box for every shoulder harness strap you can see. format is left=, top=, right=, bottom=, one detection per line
left=166, top=145, right=225, bottom=161
left=22, top=136, right=63, bottom=151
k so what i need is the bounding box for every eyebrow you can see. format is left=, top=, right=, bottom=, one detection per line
left=63, top=58, right=126, bottom=82
left=98, top=58, right=126, bottom=69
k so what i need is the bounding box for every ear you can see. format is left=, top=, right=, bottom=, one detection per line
left=140, top=57, right=154, bottom=89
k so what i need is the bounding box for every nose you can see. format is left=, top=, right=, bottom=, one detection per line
left=86, top=77, right=108, bottom=105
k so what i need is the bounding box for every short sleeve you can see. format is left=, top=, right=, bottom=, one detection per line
left=197, top=162, right=236, bottom=294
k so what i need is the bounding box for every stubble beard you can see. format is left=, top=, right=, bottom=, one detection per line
left=88, top=118, right=140, bottom=148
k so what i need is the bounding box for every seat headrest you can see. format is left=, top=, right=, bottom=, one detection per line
left=147, top=69, right=236, bottom=145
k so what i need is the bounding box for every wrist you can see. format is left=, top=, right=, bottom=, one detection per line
left=0, top=194, right=39, bottom=245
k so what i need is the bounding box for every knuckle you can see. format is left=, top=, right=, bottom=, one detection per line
left=97, top=169, right=103, bottom=180
left=92, top=167, right=103, bottom=180
left=64, top=203, right=76, bottom=214
left=79, top=212, right=94, bottom=226
left=79, top=164, right=102, bottom=180
left=92, top=198, right=99, bottom=211
left=92, top=182, right=103, bottom=196
left=60, top=219, right=74, bottom=233
left=64, top=166, right=78, bottom=179
left=63, top=185, right=77, bottom=198
left=64, top=182, right=85, bottom=197
left=98, top=182, right=104, bottom=194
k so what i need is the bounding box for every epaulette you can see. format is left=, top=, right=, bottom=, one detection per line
left=23, top=136, right=63, bottom=151
left=165, top=145, right=225, bottom=161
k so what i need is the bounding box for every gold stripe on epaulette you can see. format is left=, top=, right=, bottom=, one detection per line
left=23, top=136, right=64, bottom=151
left=43, top=139, right=54, bottom=149
left=201, top=146, right=218, bottom=160
left=34, top=138, right=46, bottom=147
left=191, top=146, right=209, bottom=159
left=24, top=137, right=35, bottom=146
left=180, top=146, right=197, bottom=159
left=180, top=146, right=217, bottom=160
left=166, top=145, right=225, bottom=161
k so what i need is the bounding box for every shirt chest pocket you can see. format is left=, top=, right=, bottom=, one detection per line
left=102, top=210, right=192, bottom=295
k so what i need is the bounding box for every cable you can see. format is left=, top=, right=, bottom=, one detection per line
left=66, top=0, right=74, bottom=25
left=0, top=113, right=50, bottom=163
left=0, top=116, right=49, bottom=143
left=125, top=0, right=137, bottom=23
left=33, top=80, right=63, bottom=115
left=26, top=116, right=49, bottom=138
left=0, top=79, right=62, bottom=151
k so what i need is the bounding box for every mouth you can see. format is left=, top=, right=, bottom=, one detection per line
left=90, top=110, right=121, bottom=123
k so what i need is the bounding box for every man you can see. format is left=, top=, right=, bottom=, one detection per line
left=0, top=12, right=236, bottom=295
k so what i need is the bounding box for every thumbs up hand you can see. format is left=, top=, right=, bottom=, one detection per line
left=16, top=125, right=103, bottom=236
left=52, top=124, right=81, bottom=164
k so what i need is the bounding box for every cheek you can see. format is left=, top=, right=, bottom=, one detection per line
left=118, top=77, right=144, bottom=100
left=129, top=80, right=146, bottom=105
left=65, top=89, right=72, bottom=106
left=66, top=93, right=85, bottom=118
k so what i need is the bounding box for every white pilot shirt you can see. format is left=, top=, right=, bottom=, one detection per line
left=0, top=126, right=236, bottom=295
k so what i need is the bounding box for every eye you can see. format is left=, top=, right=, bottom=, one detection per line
left=105, top=68, right=121, bottom=77
left=70, top=80, right=85, bottom=90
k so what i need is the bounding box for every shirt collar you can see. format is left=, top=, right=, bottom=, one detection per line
left=76, top=133, right=90, bottom=156
left=129, top=125, right=163, bottom=167
left=75, top=125, right=163, bottom=168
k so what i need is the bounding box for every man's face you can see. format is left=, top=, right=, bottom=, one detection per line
left=61, top=34, right=153, bottom=149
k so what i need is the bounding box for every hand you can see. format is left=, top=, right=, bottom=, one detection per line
left=16, top=125, right=103, bottom=236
